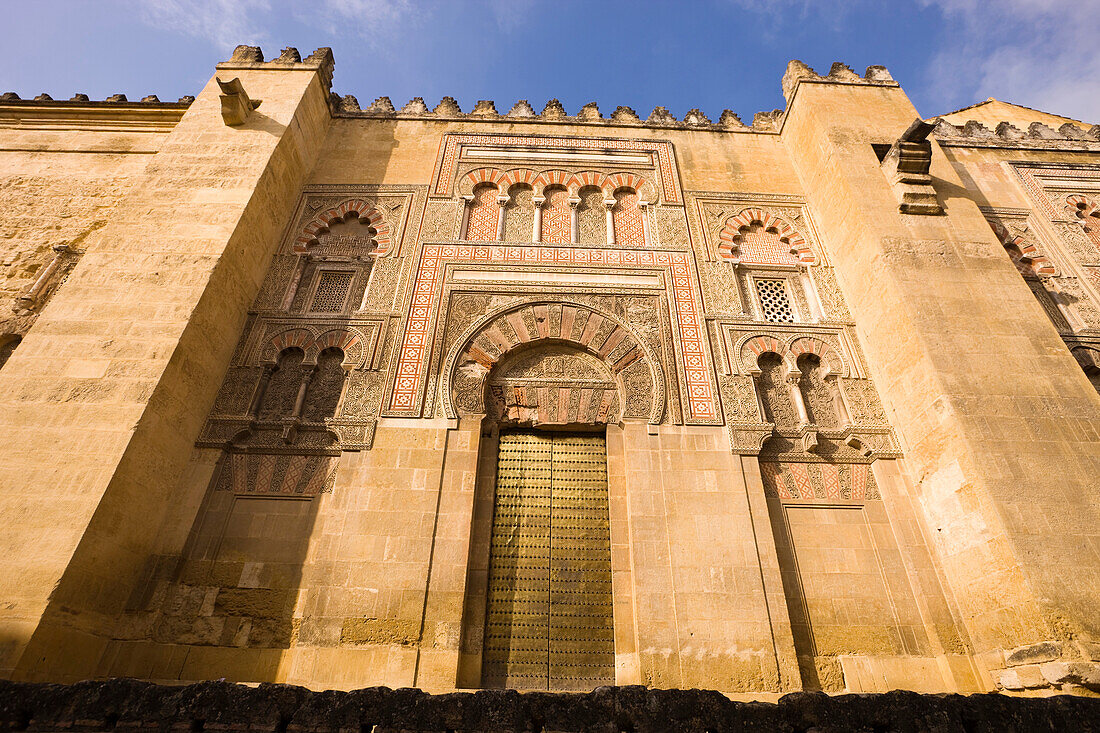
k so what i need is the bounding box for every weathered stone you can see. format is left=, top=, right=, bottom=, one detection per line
left=2, top=48, right=1100, bottom=702
left=1041, top=662, right=1100, bottom=688
left=1080, top=641, right=1100, bottom=662
left=1005, top=641, right=1062, bottom=666
left=998, top=664, right=1047, bottom=689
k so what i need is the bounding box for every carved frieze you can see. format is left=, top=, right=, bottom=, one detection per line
left=760, top=460, right=880, bottom=501
left=440, top=299, right=664, bottom=425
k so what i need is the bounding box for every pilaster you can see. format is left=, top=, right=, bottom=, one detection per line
left=0, top=46, right=334, bottom=680
left=781, top=65, right=1100, bottom=679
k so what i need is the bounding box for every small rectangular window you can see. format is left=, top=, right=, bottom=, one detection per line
left=755, top=278, right=795, bottom=322
left=310, top=271, right=354, bottom=313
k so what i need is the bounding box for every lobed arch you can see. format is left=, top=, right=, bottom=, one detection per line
left=736, top=333, right=847, bottom=378
left=459, top=167, right=504, bottom=195
left=259, top=326, right=367, bottom=368
left=498, top=168, right=539, bottom=190
left=441, top=300, right=665, bottom=424
left=1066, top=193, right=1098, bottom=221
left=989, top=220, right=1057, bottom=275
left=787, top=336, right=847, bottom=377
left=458, top=167, right=654, bottom=200
left=606, top=172, right=657, bottom=203
left=718, top=207, right=815, bottom=265
left=295, top=199, right=392, bottom=255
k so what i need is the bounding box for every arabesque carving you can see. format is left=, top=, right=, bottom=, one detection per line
left=441, top=300, right=663, bottom=424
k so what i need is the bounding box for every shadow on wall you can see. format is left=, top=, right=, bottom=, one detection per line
left=96, top=346, right=349, bottom=683
left=0, top=335, right=21, bottom=370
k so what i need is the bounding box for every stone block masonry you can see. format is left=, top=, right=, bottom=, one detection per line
left=3, top=46, right=1100, bottom=699
left=0, top=48, right=334, bottom=680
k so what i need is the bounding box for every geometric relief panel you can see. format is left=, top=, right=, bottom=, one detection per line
left=389, top=243, right=717, bottom=423
left=760, top=461, right=879, bottom=501
left=215, top=453, right=338, bottom=496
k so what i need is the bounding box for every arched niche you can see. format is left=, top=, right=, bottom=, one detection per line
left=487, top=343, right=621, bottom=426
left=441, top=301, right=664, bottom=425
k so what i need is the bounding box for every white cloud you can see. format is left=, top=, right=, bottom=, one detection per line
left=137, top=0, right=271, bottom=51
left=315, top=0, right=415, bottom=38
left=487, top=0, right=534, bottom=32
left=919, top=0, right=1100, bottom=122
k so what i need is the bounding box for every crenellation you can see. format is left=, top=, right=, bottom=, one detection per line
left=752, top=109, right=783, bottom=131
left=505, top=99, right=535, bottom=118
left=274, top=46, right=302, bottom=64
left=782, top=60, right=897, bottom=103
left=683, top=108, right=711, bottom=125
left=399, top=96, right=429, bottom=115
left=646, top=105, right=676, bottom=125
left=0, top=93, right=192, bottom=107
left=331, top=93, right=360, bottom=112
left=929, top=117, right=1100, bottom=148
left=611, top=105, right=640, bottom=123
left=1028, top=121, right=1061, bottom=139
left=541, top=98, right=566, bottom=118
left=217, top=45, right=336, bottom=90
left=434, top=96, right=461, bottom=115
left=996, top=121, right=1026, bottom=140
left=469, top=99, right=499, bottom=117
left=577, top=101, right=602, bottom=120
left=230, top=44, right=263, bottom=62
left=365, top=95, right=394, bottom=114
left=826, top=61, right=861, bottom=82
left=330, top=92, right=792, bottom=133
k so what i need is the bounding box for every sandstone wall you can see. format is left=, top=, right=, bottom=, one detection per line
left=0, top=101, right=184, bottom=347
left=0, top=52, right=334, bottom=680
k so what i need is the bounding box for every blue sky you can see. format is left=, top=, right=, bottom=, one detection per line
left=2, top=0, right=1096, bottom=124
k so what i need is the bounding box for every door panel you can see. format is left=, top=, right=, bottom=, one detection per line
left=482, top=431, right=614, bottom=690
left=548, top=434, right=614, bottom=690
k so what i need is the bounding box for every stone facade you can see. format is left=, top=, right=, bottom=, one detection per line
left=0, top=48, right=1099, bottom=698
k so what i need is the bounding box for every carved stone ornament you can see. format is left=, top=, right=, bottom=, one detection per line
left=440, top=300, right=664, bottom=425
left=881, top=119, right=943, bottom=215
left=216, top=77, right=261, bottom=126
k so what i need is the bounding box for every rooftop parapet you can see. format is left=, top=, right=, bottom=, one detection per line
left=0, top=91, right=193, bottom=107
left=217, top=45, right=335, bottom=91
left=931, top=118, right=1100, bottom=148
left=327, top=92, right=778, bottom=133
left=781, top=60, right=897, bottom=103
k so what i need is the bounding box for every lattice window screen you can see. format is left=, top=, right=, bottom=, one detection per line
left=755, top=278, right=795, bottom=322
left=310, top=271, right=354, bottom=313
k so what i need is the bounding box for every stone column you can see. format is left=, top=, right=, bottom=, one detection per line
left=604, top=198, right=616, bottom=245
left=532, top=194, right=544, bottom=243
left=781, top=63, right=1100, bottom=678
left=569, top=196, right=580, bottom=244
left=0, top=46, right=334, bottom=681
left=459, top=195, right=473, bottom=240
left=495, top=192, right=508, bottom=241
